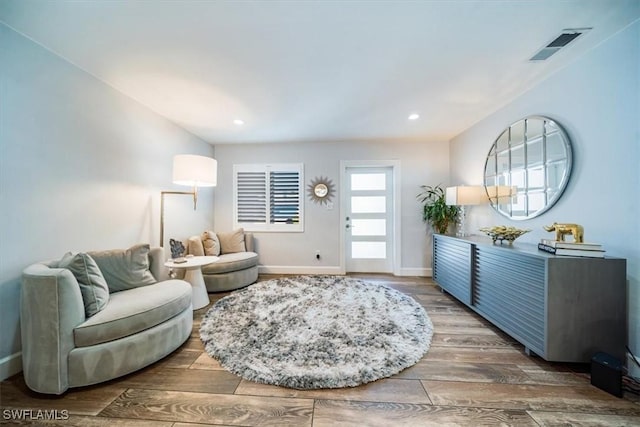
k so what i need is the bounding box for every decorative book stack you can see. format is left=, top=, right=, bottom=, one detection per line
left=538, top=239, right=605, bottom=258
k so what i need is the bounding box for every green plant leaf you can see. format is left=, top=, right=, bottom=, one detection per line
left=416, top=184, right=460, bottom=234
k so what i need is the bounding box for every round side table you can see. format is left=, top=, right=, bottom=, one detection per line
left=165, top=256, right=219, bottom=310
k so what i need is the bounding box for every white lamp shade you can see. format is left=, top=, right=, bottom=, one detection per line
left=172, top=154, right=217, bottom=187
left=445, top=186, right=486, bottom=206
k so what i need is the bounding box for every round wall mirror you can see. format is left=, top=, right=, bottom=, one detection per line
left=307, top=176, right=335, bottom=205
left=314, top=183, right=328, bottom=198
left=483, top=116, right=573, bottom=220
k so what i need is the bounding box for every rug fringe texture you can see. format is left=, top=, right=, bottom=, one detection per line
left=200, top=275, right=433, bottom=389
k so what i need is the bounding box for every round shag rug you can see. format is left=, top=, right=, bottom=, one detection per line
left=199, top=275, right=433, bottom=389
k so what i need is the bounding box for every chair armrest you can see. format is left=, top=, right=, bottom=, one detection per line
left=21, top=263, right=85, bottom=394
left=244, top=233, right=255, bottom=253
left=149, top=247, right=170, bottom=281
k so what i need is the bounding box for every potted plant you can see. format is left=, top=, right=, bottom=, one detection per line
left=417, top=184, right=459, bottom=234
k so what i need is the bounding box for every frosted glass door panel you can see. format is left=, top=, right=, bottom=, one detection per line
left=351, top=242, right=386, bottom=259
left=351, top=173, right=386, bottom=191
left=351, top=196, right=386, bottom=213
left=351, top=219, right=386, bottom=236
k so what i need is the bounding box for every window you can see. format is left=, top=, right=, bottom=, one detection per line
left=233, top=163, right=304, bottom=232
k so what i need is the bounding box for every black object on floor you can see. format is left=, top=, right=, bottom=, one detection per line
left=591, top=352, right=623, bottom=397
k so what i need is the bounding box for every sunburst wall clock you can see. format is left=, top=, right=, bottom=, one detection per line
left=307, top=176, right=336, bottom=205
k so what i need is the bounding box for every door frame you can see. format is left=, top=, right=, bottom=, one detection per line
left=339, top=160, right=401, bottom=276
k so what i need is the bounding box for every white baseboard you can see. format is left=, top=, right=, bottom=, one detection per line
left=258, top=266, right=432, bottom=277
left=0, top=352, right=22, bottom=381
left=258, top=265, right=344, bottom=275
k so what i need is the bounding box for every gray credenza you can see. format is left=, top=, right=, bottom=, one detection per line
left=432, top=234, right=626, bottom=363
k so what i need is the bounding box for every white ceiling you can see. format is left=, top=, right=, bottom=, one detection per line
left=1, top=1, right=639, bottom=145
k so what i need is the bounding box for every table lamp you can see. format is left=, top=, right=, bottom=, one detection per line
left=445, top=186, right=485, bottom=236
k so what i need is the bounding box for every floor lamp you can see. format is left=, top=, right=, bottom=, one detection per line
left=160, top=154, right=217, bottom=247
left=445, top=186, right=485, bottom=237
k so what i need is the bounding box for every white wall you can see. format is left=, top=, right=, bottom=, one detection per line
left=0, top=24, right=215, bottom=379
left=214, top=139, right=450, bottom=276
left=450, top=21, right=640, bottom=377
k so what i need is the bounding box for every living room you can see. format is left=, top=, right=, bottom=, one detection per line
left=1, top=1, right=639, bottom=425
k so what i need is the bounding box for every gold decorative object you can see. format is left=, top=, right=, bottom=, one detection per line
left=542, top=222, right=584, bottom=243
left=479, top=226, right=530, bottom=244
left=307, top=176, right=336, bottom=205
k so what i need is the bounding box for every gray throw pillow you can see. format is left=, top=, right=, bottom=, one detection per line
left=89, top=244, right=157, bottom=292
left=59, top=252, right=109, bottom=317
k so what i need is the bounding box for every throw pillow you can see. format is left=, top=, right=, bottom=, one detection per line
left=187, top=236, right=205, bottom=256
left=89, top=244, right=157, bottom=292
left=217, top=228, right=246, bottom=254
left=59, top=252, right=109, bottom=317
left=201, top=231, right=221, bottom=256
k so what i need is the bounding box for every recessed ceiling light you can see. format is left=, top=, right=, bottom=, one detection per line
left=233, top=119, right=244, bottom=126
left=408, top=113, right=420, bottom=120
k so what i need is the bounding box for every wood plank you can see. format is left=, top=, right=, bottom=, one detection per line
left=396, top=359, right=588, bottom=386
left=383, top=284, right=443, bottom=296
left=111, top=366, right=240, bottom=394
left=422, top=380, right=640, bottom=415
left=348, top=274, right=433, bottom=286
left=189, top=353, right=225, bottom=370
left=179, top=336, right=207, bottom=351
left=421, top=305, right=469, bottom=314
left=414, top=293, right=464, bottom=306
left=0, top=376, right=126, bottom=416
left=431, top=325, right=500, bottom=336
left=423, top=346, right=538, bottom=365
left=153, top=348, right=202, bottom=369
left=518, top=366, right=589, bottom=386
left=312, top=399, right=538, bottom=427
left=428, top=313, right=491, bottom=327
left=0, top=414, right=174, bottom=426
left=234, top=378, right=431, bottom=404
left=173, top=424, right=236, bottom=427
left=527, top=411, right=640, bottom=426
left=431, top=333, right=518, bottom=348
left=99, top=388, right=313, bottom=426
left=515, top=359, right=582, bottom=373
left=394, top=360, right=530, bottom=383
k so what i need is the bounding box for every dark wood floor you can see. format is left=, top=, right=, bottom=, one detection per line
left=2, top=274, right=639, bottom=426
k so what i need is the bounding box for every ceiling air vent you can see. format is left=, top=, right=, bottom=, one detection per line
left=529, top=28, right=591, bottom=61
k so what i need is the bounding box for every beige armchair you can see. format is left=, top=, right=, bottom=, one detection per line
left=186, top=229, right=259, bottom=292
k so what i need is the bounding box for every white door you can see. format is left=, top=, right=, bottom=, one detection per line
left=345, top=167, right=393, bottom=273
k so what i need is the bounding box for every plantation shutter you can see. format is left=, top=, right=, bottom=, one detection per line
left=233, top=163, right=304, bottom=232
left=236, top=171, right=267, bottom=224
left=270, top=171, right=300, bottom=224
